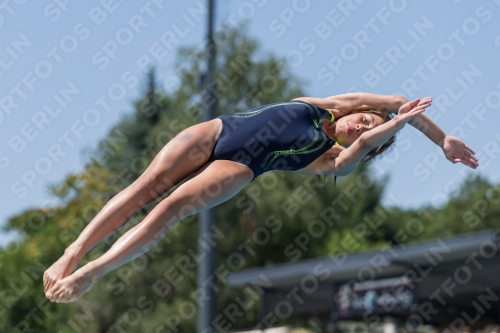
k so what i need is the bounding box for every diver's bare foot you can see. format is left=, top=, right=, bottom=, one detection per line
left=43, top=250, right=79, bottom=292
left=46, top=266, right=95, bottom=303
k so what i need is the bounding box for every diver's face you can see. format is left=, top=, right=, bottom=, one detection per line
left=334, top=112, right=385, bottom=146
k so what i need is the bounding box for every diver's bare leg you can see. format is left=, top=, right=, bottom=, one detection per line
left=47, top=160, right=253, bottom=302
left=43, top=119, right=222, bottom=292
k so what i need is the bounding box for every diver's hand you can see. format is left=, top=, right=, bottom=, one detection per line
left=441, top=135, right=479, bottom=169
left=393, top=97, right=432, bottom=128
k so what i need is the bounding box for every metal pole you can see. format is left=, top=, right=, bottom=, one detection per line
left=409, top=280, right=419, bottom=333
left=330, top=283, right=339, bottom=333
left=259, top=291, right=268, bottom=331
left=197, top=0, right=217, bottom=332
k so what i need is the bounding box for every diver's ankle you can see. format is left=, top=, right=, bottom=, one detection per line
left=64, top=243, right=84, bottom=260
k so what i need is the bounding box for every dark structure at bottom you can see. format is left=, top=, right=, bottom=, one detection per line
left=228, top=230, right=500, bottom=332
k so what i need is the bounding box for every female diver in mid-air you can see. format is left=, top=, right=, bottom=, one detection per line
left=44, top=93, right=478, bottom=302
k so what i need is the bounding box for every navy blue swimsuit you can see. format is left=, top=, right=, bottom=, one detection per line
left=207, top=101, right=336, bottom=181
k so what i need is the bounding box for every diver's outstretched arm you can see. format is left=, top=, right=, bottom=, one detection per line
left=293, top=92, right=404, bottom=114
left=395, top=97, right=478, bottom=169
left=293, top=93, right=479, bottom=169
left=330, top=98, right=431, bottom=176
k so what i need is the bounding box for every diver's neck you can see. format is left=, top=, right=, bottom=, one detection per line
left=321, top=118, right=337, bottom=141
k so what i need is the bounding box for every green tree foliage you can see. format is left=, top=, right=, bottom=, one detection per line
left=1, top=25, right=499, bottom=332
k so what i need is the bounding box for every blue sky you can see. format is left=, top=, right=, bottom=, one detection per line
left=1, top=0, right=500, bottom=246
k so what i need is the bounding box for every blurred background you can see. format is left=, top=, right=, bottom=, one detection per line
left=0, top=1, right=499, bottom=332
